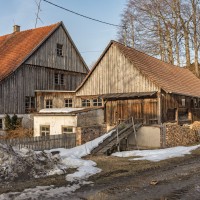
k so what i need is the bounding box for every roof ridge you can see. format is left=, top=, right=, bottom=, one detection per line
left=0, top=22, right=60, bottom=39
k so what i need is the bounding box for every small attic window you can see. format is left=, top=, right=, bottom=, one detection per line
left=57, top=43, right=63, bottom=56
left=181, top=98, right=186, bottom=107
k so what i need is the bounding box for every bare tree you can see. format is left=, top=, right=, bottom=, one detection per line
left=191, top=0, right=199, bottom=76
left=118, top=0, right=200, bottom=75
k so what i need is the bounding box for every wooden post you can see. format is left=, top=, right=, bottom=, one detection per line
left=141, top=99, right=145, bottom=124
left=157, top=92, right=162, bottom=124
left=161, top=123, right=166, bottom=148
left=116, top=120, right=120, bottom=152
left=188, top=109, right=192, bottom=121
left=175, top=108, right=179, bottom=124
left=132, top=117, right=139, bottom=150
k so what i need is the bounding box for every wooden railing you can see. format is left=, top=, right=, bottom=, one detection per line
left=0, top=133, right=76, bottom=151
left=91, top=117, right=142, bottom=155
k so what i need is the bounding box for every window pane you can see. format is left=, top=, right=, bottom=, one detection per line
left=46, top=100, right=53, bottom=108
left=82, top=100, right=86, bottom=107
left=25, top=96, right=35, bottom=113
left=54, top=73, right=59, bottom=84
left=62, top=127, right=73, bottom=134
left=40, top=126, right=50, bottom=136
left=98, top=98, right=102, bottom=106
left=87, top=100, right=90, bottom=107
left=57, top=44, right=63, bottom=56
left=0, top=119, right=2, bottom=129
left=60, top=74, right=64, bottom=85
left=65, top=99, right=73, bottom=107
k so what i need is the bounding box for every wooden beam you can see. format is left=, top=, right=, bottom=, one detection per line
left=157, top=92, right=162, bottom=124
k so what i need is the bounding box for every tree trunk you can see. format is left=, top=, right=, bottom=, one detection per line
left=164, top=22, right=174, bottom=65
left=192, top=0, right=199, bottom=77
left=177, top=0, right=191, bottom=67
left=158, top=20, right=165, bottom=61
left=173, top=0, right=180, bottom=66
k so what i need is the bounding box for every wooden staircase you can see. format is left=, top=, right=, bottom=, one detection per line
left=91, top=118, right=142, bottom=155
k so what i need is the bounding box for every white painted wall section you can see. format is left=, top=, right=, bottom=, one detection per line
left=34, top=115, right=77, bottom=136
left=128, top=126, right=161, bottom=148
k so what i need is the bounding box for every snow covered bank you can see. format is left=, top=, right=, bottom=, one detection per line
left=0, top=130, right=114, bottom=200
left=112, top=144, right=200, bottom=162
left=47, top=129, right=114, bottom=181
left=0, top=144, right=62, bottom=182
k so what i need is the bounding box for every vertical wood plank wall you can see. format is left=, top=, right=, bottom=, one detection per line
left=77, top=44, right=159, bottom=96
left=105, top=98, right=158, bottom=126
left=26, top=26, right=88, bottom=74
left=0, top=25, right=88, bottom=114
left=0, top=65, right=86, bottom=114
left=161, top=92, right=200, bottom=122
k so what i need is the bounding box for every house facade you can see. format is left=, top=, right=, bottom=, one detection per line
left=37, top=41, right=200, bottom=127
left=0, top=22, right=89, bottom=131
left=76, top=41, right=200, bottom=126
left=34, top=107, right=106, bottom=145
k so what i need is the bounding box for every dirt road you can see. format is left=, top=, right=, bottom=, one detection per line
left=72, top=148, right=200, bottom=200
left=2, top=148, right=200, bottom=199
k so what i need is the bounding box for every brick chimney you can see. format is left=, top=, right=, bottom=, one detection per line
left=13, top=25, right=20, bottom=33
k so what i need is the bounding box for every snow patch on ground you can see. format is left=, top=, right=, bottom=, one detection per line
left=48, top=129, right=114, bottom=181
left=112, top=144, right=200, bottom=162
left=0, top=130, right=114, bottom=199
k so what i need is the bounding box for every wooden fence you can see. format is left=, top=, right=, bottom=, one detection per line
left=0, top=133, right=76, bottom=151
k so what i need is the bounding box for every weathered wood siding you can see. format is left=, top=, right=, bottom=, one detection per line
left=26, top=25, right=88, bottom=74
left=106, top=98, right=158, bottom=126
left=36, top=91, right=77, bottom=111
left=0, top=24, right=88, bottom=114
left=77, top=44, right=159, bottom=96
left=161, top=92, right=200, bottom=122
left=0, top=64, right=85, bottom=114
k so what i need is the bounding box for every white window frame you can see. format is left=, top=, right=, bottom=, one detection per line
left=40, top=125, right=50, bottom=137
left=65, top=98, right=73, bottom=108
left=46, top=99, right=53, bottom=108
left=81, top=99, right=90, bottom=107
left=62, top=126, right=73, bottom=134
left=93, top=98, right=103, bottom=107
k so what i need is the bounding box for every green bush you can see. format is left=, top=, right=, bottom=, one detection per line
left=5, top=114, right=19, bottom=130
left=5, top=114, right=12, bottom=130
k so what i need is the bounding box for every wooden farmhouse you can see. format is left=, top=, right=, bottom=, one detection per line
left=76, top=41, right=200, bottom=127
left=0, top=22, right=89, bottom=131
left=36, top=40, right=200, bottom=129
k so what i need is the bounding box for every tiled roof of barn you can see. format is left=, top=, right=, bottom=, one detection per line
left=114, top=41, right=200, bottom=97
left=77, top=40, right=200, bottom=97
left=0, top=22, right=60, bottom=81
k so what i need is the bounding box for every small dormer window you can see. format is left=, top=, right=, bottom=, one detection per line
left=57, top=43, right=63, bottom=56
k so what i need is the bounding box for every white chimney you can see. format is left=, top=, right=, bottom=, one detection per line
left=13, top=25, right=20, bottom=33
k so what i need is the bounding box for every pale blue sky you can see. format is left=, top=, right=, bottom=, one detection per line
left=0, top=0, right=127, bottom=67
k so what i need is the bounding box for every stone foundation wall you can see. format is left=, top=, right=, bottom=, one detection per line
left=77, top=125, right=107, bottom=144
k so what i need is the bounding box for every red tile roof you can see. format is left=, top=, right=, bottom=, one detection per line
left=0, top=22, right=60, bottom=81
left=114, top=41, right=200, bottom=97
left=77, top=40, right=200, bottom=97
